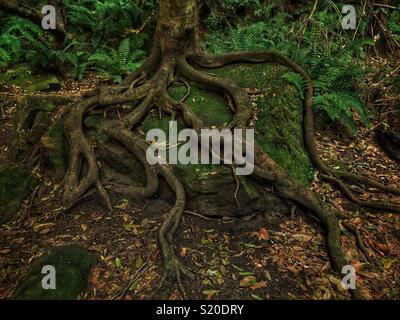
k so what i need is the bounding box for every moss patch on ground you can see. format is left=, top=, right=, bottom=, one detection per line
left=0, top=64, right=61, bottom=92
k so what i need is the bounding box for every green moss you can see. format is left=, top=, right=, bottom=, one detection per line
left=0, top=166, right=38, bottom=224
left=150, top=63, right=313, bottom=185
left=141, top=114, right=273, bottom=216
left=13, top=245, right=97, bottom=300
left=169, top=85, right=233, bottom=127
left=84, top=115, right=103, bottom=129
left=12, top=95, right=58, bottom=160
left=211, top=63, right=314, bottom=185
left=137, top=62, right=313, bottom=214
left=0, top=64, right=61, bottom=92
left=143, top=115, right=185, bottom=138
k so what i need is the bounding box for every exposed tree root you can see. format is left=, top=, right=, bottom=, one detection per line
left=342, top=222, right=373, bottom=263
left=189, top=50, right=400, bottom=212
left=57, top=47, right=400, bottom=300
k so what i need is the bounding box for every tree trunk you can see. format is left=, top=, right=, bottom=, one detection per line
left=154, top=0, right=200, bottom=61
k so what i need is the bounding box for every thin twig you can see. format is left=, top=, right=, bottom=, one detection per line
left=113, top=262, right=150, bottom=300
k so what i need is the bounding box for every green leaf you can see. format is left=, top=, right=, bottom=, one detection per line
left=240, top=242, right=262, bottom=249
left=239, top=271, right=255, bottom=276
left=115, top=257, right=122, bottom=269
left=232, top=264, right=244, bottom=272
left=135, top=256, right=144, bottom=269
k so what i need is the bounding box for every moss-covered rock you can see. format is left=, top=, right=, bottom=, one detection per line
left=0, top=64, right=61, bottom=92
left=12, top=245, right=97, bottom=300
left=169, top=85, right=233, bottom=127
left=175, top=163, right=281, bottom=216
left=12, top=95, right=73, bottom=178
left=0, top=166, right=38, bottom=224
left=210, top=63, right=314, bottom=185
left=138, top=86, right=280, bottom=216
left=156, top=63, right=313, bottom=185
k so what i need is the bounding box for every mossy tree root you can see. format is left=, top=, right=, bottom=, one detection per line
left=59, top=48, right=400, bottom=299
left=189, top=50, right=400, bottom=213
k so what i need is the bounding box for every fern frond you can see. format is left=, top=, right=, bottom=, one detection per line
left=118, top=38, right=130, bottom=68
left=282, top=72, right=306, bottom=99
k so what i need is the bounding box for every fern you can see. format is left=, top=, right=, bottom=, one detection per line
left=88, top=38, right=145, bottom=83
left=205, top=21, right=269, bottom=53
left=118, top=38, right=131, bottom=67
left=388, top=9, right=400, bottom=40
left=0, top=16, right=58, bottom=68
left=0, top=0, right=153, bottom=75
left=0, top=47, right=10, bottom=68
left=282, top=72, right=307, bottom=100
left=312, top=92, right=369, bottom=136
left=64, top=2, right=96, bottom=32
left=206, top=3, right=372, bottom=136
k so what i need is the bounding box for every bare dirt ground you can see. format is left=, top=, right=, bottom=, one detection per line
left=0, top=73, right=399, bottom=300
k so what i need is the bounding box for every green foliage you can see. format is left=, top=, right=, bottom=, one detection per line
left=0, top=17, right=50, bottom=68
left=88, top=37, right=147, bottom=82
left=0, top=47, right=11, bottom=68
left=0, top=0, right=155, bottom=82
left=205, top=3, right=372, bottom=136
left=388, top=8, right=400, bottom=41
left=64, top=0, right=154, bottom=47
left=203, top=0, right=274, bottom=28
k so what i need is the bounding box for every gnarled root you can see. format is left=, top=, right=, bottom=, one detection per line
left=59, top=48, right=400, bottom=300
left=189, top=50, right=400, bottom=213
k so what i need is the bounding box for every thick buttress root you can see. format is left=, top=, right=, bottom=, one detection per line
left=60, top=49, right=400, bottom=299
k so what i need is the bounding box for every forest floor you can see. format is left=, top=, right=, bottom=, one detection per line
left=0, top=71, right=399, bottom=300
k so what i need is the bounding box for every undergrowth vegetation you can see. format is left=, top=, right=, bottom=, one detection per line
left=0, top=0, right=155, bottom=81
left=204, top=2, right=380, bottom=135
left=0, top=0, right=399, bottom=133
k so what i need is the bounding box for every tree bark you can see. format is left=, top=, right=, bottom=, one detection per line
left=155, top=0, right=200, bottom=59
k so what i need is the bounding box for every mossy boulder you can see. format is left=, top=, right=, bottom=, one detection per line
left=13, top=245, right=97, bottom=300
left=0, top=64, right=61, bottom=92
left=210, top=63, right=314, bottom=185
left=174, top=163, right=282, bottom=216
left=0, top=166, right=38, bottom=224
left=169, top=85, right=233, bottom=127
left=134, top=81, right=281, bottom=215
left=162, top=63, right=313, bottom=185
left=12, top=95, right=73, bottom=178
